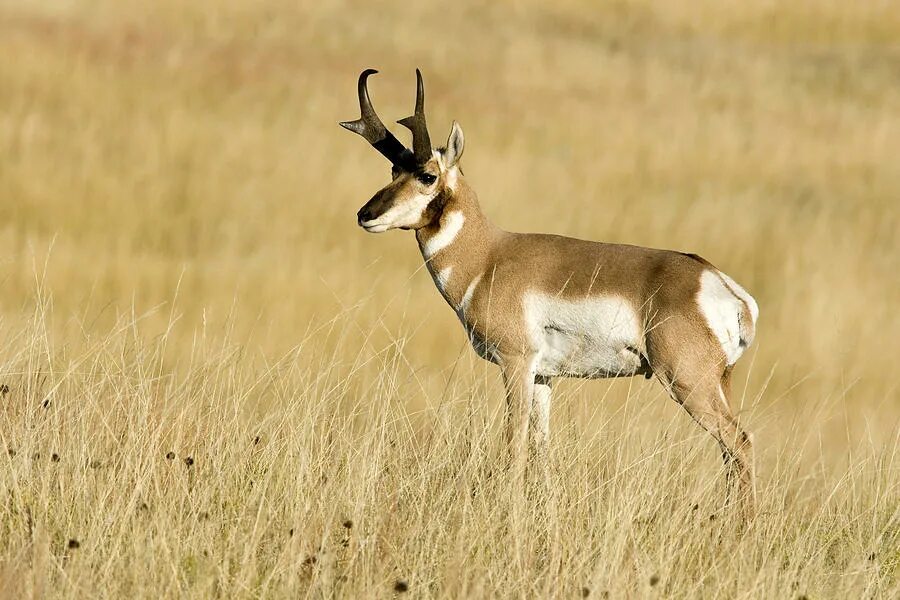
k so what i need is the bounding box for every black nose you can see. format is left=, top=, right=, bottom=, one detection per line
left=357, top=206, right=375, bottom=224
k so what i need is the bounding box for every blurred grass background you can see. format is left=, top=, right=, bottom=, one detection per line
left=0, top=0, right=898, bottom=450
left=0, top=0, right=898, bottom=595
left=1, top=0, right=897, bottom=395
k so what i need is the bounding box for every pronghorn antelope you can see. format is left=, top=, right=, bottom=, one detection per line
left=341, top=69, right=759, bottom=512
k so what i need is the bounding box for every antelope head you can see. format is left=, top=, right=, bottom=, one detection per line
left=340, top=69, right=465, bottom=233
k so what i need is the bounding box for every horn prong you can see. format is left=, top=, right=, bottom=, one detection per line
left=339, top=119, right=365, bottom=134
left=339, top=69, right=412, bottom=168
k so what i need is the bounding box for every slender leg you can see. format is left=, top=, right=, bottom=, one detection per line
left=660, top=370, right=756, bottom=519
left=530, top=375, right=552, bottom=453
left=500, top=355, right=537, bottom=477
left=646, top=315, right=757, bottom=519
left=499, top=355, right=540, bottom=573
left=717, top=368, right=756, bottom=513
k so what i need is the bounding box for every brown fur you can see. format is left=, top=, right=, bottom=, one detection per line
left=418, top=179, right=719, bottom=363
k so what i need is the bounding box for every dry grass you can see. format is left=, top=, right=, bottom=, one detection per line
left=0, top=0, right=898, bottom=597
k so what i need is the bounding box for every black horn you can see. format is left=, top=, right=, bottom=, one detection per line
left=340, top=69, right=413, bottom=168
left=397, top=69, right=433, bottom=165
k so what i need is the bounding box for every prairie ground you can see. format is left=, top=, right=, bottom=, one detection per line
left=0, top=0, right=898, bottom=597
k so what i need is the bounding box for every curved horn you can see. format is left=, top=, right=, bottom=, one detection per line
left=397, top=68, right=433, bottom=165
left=339, top=69, right=412, bottom=167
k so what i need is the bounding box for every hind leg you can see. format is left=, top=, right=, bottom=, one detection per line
left=717, top=367, right=755, bottom=508
left=646, top=315, right=756, bottom=517
left=659, top=366, right=755, bottom=517
left=646, top=313, right=756, bottom=518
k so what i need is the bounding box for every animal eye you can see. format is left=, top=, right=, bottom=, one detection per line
left=417, top=173, right=437, bottom=186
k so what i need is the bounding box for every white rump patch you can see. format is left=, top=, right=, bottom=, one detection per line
left=697, top=270, right=750, bottom=365
left=524, top=292, right=643, bottom=378
left=718, top=271, right=759, bottom=324
left=422, top=211, right=464, bottom=258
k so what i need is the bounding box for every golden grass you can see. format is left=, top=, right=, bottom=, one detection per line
left=0, top=0, right=898, bottom=597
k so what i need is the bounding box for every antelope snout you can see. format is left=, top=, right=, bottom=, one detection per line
left=357, top=205, right=377, bottom=226
left=357, top=204, right=390, bottom=233
left=357, top=188, right=395, bottom=233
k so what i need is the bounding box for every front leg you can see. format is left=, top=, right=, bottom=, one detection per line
left=531, top=375, right=552, bottom=453
left=500, top=354, right=538, bottom=476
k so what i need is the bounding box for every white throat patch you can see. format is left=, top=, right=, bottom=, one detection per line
left=422, top=210, right=464, bottom=259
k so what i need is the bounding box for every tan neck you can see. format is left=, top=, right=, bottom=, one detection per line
left=416, top=178, right=501, bottom=312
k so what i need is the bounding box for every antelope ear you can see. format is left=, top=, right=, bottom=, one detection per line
left=444, top=121, right=465, bottom=168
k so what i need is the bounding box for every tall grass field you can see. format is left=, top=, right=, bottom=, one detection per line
left=0, top=0, right=898, bottom=597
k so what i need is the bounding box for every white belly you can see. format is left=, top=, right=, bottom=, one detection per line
left=524, top=292, right=644, bottom=378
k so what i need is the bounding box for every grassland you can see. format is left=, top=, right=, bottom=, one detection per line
left=0, top=0, right=898, bottom=597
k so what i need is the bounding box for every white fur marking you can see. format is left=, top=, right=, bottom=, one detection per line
left=718, top=272, right=759, bottom=324
left=360, top=191, right=435, bottom=232
left=422, top=211, right=464, bottom=258
left=697, top=270, right=746, bottom=365
left=359, top=222, right=390, bottom=233
left=445, top=166, right=458, bottom=191
left=523, top=292, right=643, bottom=378
left=436, top=267, right=453, bottom=295
left=435, top=150, right=459, bottom=191
left=532, top=377, right=552, bottom=441
left=717, top=384, right=730, bottom=410
left=459, top=273, right=483, bottom=314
